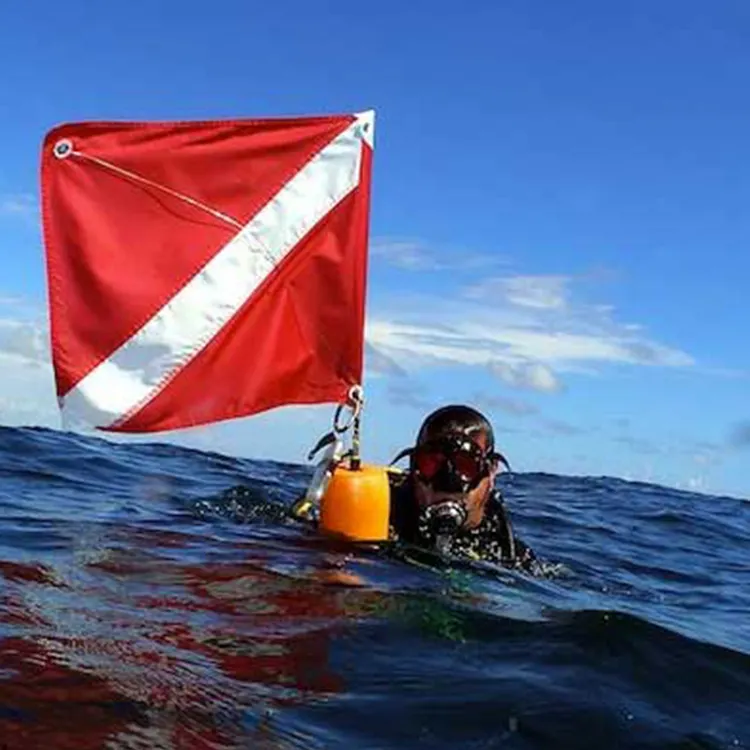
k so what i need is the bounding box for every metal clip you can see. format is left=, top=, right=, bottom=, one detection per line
left=304, top=432, right=346, bottom=508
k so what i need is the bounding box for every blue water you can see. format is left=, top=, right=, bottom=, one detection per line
left=0, top=424, right=747, bottom=749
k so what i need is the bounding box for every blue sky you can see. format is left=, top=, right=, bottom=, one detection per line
left=1, top=0, right=750, bottom=498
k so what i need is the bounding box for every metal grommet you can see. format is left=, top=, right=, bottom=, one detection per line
left=53, top=139, right=73, bottom=159
left=348, top=384, right=363, bottom=406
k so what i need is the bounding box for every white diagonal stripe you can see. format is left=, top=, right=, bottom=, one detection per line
left=60, top=112, right=373, bottom=429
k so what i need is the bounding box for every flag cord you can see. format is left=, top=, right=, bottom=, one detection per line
left=54, top=139, right=244, bottom=230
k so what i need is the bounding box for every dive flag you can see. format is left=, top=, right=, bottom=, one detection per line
left=40, top=111, right=375, bottom=432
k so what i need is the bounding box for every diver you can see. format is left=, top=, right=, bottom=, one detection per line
left=387, top=404, right=538, bottom=572
left=292, top=403, right=538, bottom=573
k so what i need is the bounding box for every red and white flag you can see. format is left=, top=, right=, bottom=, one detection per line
left=40, top=111, right=375, bottom=433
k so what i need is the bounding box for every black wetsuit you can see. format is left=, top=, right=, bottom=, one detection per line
left=388, top=474, right=538, bottom=572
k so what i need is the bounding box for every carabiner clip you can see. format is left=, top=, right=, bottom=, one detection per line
left=333, top=384, right=363, bottom=435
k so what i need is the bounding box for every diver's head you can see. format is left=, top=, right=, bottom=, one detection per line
left=410, top=404, right=507, bottom=531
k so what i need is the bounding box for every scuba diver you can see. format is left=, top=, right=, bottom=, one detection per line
left=387, top=404, right=538, bottom=572
left=292, top=403, right=538, bottom=573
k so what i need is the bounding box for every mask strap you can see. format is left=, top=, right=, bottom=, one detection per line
left=389, top=447, right=414, bottom=466
left=492, top=451, right=511, bottom=472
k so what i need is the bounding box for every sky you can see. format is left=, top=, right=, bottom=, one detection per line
left=1, top=0, right=750, bottom=498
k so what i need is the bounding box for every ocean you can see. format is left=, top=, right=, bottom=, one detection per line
left=0, top=423, right=747, bottom=749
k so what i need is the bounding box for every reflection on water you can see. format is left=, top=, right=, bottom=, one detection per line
left=0, top=530, right=361, bottom=748
left=0, top=520, right=477, bottom=749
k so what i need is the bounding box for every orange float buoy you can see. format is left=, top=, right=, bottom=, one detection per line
left=319, top=461, right=391, bottom=542
left=299, top=385, right=391, bottom=543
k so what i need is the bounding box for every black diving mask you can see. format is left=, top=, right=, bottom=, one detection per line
left=412, top=435, right=507, bottom=493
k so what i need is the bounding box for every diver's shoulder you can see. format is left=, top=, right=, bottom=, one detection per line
left=487, top=487, right=510, bottom=513
left=387, top=466, right=410, bottom=494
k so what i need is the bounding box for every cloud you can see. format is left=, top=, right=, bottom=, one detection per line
left=465, top=275, right=568, bottom=310
left=670, top=439, right=728, bottom=494
left=728, top=421, right=750, bottom=449
left=365, top=271, right=692, bottom=394
left=540, top=418, right=586, bottom=436
left=468, top=391, right=586, bottom=438
left=682, top=476, right=708, bottom=493
left=691, top=450, right=722, bottom=468
left=370, top=239, right=444, bottom=271
left=386, top=381, right=432, bottom=411
left=0, top=294, right=29, bottom=306
left=488, top=360, right=562, bottom=393
left=364, top=342, right=407, bottom=378
left=370, top=237, right=504, bottom=273
left=471, top=392, right=538, bottom=417
left=0, top=369, right=59, bottom=429
left=0, top=298, right=61, bottom=429
left=0, top=317, right=50, bottom=364
left=0, top=193, right=38, bottom=222
left=613, top=434, right=661, bottom=456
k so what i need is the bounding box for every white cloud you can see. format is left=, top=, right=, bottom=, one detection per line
left=0, top=305, right=60, bottom=428
left=0, top=317, right=50, bottom=363
left=370, top=239, right=444, bottom=271
left=365, top=271, right=694, bottom=393
left=465, top=274, right=568, bottom=310
left=0, top=193, right=38, bottom=221
left=0, top=294, right=29, bottom=306
left=0, top=351, right=59, bottom=429
left=488, top=360, right=562, bottom=393
left=370, top=237, right=505, bottom=273
left=687, top=477, right=708, bottom=492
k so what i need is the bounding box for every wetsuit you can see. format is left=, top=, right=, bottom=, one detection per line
left=388, top=472, right=538, bottom=572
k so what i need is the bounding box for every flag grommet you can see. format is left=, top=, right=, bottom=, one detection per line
left=53, top=139, right=73, bottom=159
